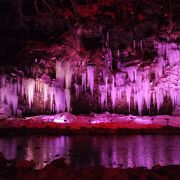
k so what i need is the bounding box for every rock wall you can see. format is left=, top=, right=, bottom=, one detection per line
left=0, top=0, right=179, bottom=117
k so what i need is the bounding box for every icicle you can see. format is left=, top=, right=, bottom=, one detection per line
left=81, top=72, right=86, bottom=91
left=99, top=85, right=107, bottom=109
left=152, top=92, right=156, bottom=105
left=0, top=76, right=7, bottom=103
left=65, top=89, right=71, bottom=112
left=43, top=83, right=48, bottom=106
left=87, top=65, right=95, bottom=95
left=10, top=94, right=18, bottom=114
left=143, top=77, right=151, bottom=110
left=54, top=88, right=65, bottom=113
left=115, top=73, right=126, bottom=86
left=166, top=46, right=180, bottom=66
left=169, top=88, right=177, bottom=106
left=17, top=77, right=22, bottom=94
left=105, top=76, right=108, bottom=93
left=75, top=84, right=80, bottom=99
left=64, top=62, right=72, bottom=89
left=125, top=85, right=131, bottom=112
left=117, top=87, right=124, bottom=101
left=0, top=76, right=19, bottom=115
left=26, top=79, right=35, bottom=108
left=111, top=76, right=116, bottom=109
left=124, top=66, right=137, bottom=82
left=56, top=61, right=72, bottom=89
left=56, top=61, right=65, bottom=82
left=155, top=57, right=165, bottom=78
left=156, top=42, right=166, bottom=56
left=134, top=91, right=143, bottom=115
left=99, top=76, right=108, bottom=109
left=104, top=48, right=112, bottom=69
left=0, top=41, right=179, bottom=117
left=155, top=87, right=164, bottom=113
left=35, top=79, right=41, bottom=92
left=49, top=86, right=54, bottom=111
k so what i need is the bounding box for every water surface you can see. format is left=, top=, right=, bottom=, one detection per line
left=0, top=135, right=179, bottom=169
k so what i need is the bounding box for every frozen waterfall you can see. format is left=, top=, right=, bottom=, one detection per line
left=0, top=42, right=180, bottom=116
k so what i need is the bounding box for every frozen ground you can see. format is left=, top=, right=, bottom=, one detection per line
left=0, top=112, right=180, bottom=130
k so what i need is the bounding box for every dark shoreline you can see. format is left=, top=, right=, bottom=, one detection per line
left=0, top=156, right=179, bottom=180
left=0, top=126, right=180, bottom=137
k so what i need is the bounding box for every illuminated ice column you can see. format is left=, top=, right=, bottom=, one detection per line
left=49, top=86, right=54, bottom=111
left=64, top=62, right=72, bottom=112
left=87, top=65, right=95, bottom=95
left=81, top=72, right=86, bottom=91
left=56, top=60, right=65, bottom=82
left=99, top=76, right=108, bottom=109
left=169, top=88, right=177, bottom=107
left=54, top=88, right=66, bottom=113
left=56, top=61, right=72, bottom=88
left=172, top=89, right=180, bottom=115
left=43, top=83, right=48, bottom=107
left=64, top=62, right=72, bottom=89
left=0, top=76, right=19, bottom=114
left=65, top=89, right=71, bottom=112
left=134, top=91, right=143, bottom=115
left=104, top=48, right=112, bottom=70
left=111, top=76, right=116, bottom=109
left=55, top=61, right=72, bottom=112
left=155, top=57, right=165, bottom=78
left=133, top=71, right=143, bottom=115
left=125, top=66, right=137, bottom=82
left=125, top=85, right=132, bottom=112
left=166, top=43, right=180, bottom=66
left=22, top=78, right=35, bottom=108
left=0, top=76, right=9, bottom=107
left=155, top=87, right=164, bottom=113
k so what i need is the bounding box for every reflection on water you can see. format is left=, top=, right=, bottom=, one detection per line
left=0, top=135, right=179, bottom=169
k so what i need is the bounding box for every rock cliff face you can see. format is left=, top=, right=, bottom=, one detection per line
left=0, top=0, right=179, bottom=117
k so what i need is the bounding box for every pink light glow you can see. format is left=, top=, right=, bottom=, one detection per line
left=0, top=41, right=180, bottom=116
left=87, top=65, right=95, bottom=95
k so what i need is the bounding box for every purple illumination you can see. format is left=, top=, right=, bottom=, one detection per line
left=87, top=65, right=95, bottom=95
left=0, top=135, right=179, bottom=169
left=0, top=42, right=180, bottom=116
left=53, top=114, right=70, bottom=123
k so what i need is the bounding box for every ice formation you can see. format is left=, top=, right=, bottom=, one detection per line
left=81, top=72, right=86, bottom=91
left=111, top=76, right=116, bottom=109
left=100, top=41, right=180, bottom=114
left=0, top=42, right=180, bottom=116
left=0, top=60, right=73, bottom=115
left=25, top=79, right=35, bottom=108
left=99, top=77, right=108, bottom=109
left=56, top=61, right=72, bottom=89
left=87, top=65, right=95, bottom=95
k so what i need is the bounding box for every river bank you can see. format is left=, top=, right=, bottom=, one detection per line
left=0, top=155, right=179, bottom=180
left=0, top=113, right=180, bottom=136
left=0, top=126, right=180, bottom=136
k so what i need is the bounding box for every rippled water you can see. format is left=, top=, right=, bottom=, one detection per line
left=0, top=135, right=179, bottom=169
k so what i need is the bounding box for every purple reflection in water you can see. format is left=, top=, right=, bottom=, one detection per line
left=0, top=135, right=179, bottom=169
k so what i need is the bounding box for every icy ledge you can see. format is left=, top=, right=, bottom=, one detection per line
left=5, top=112, right=180, bottom=128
